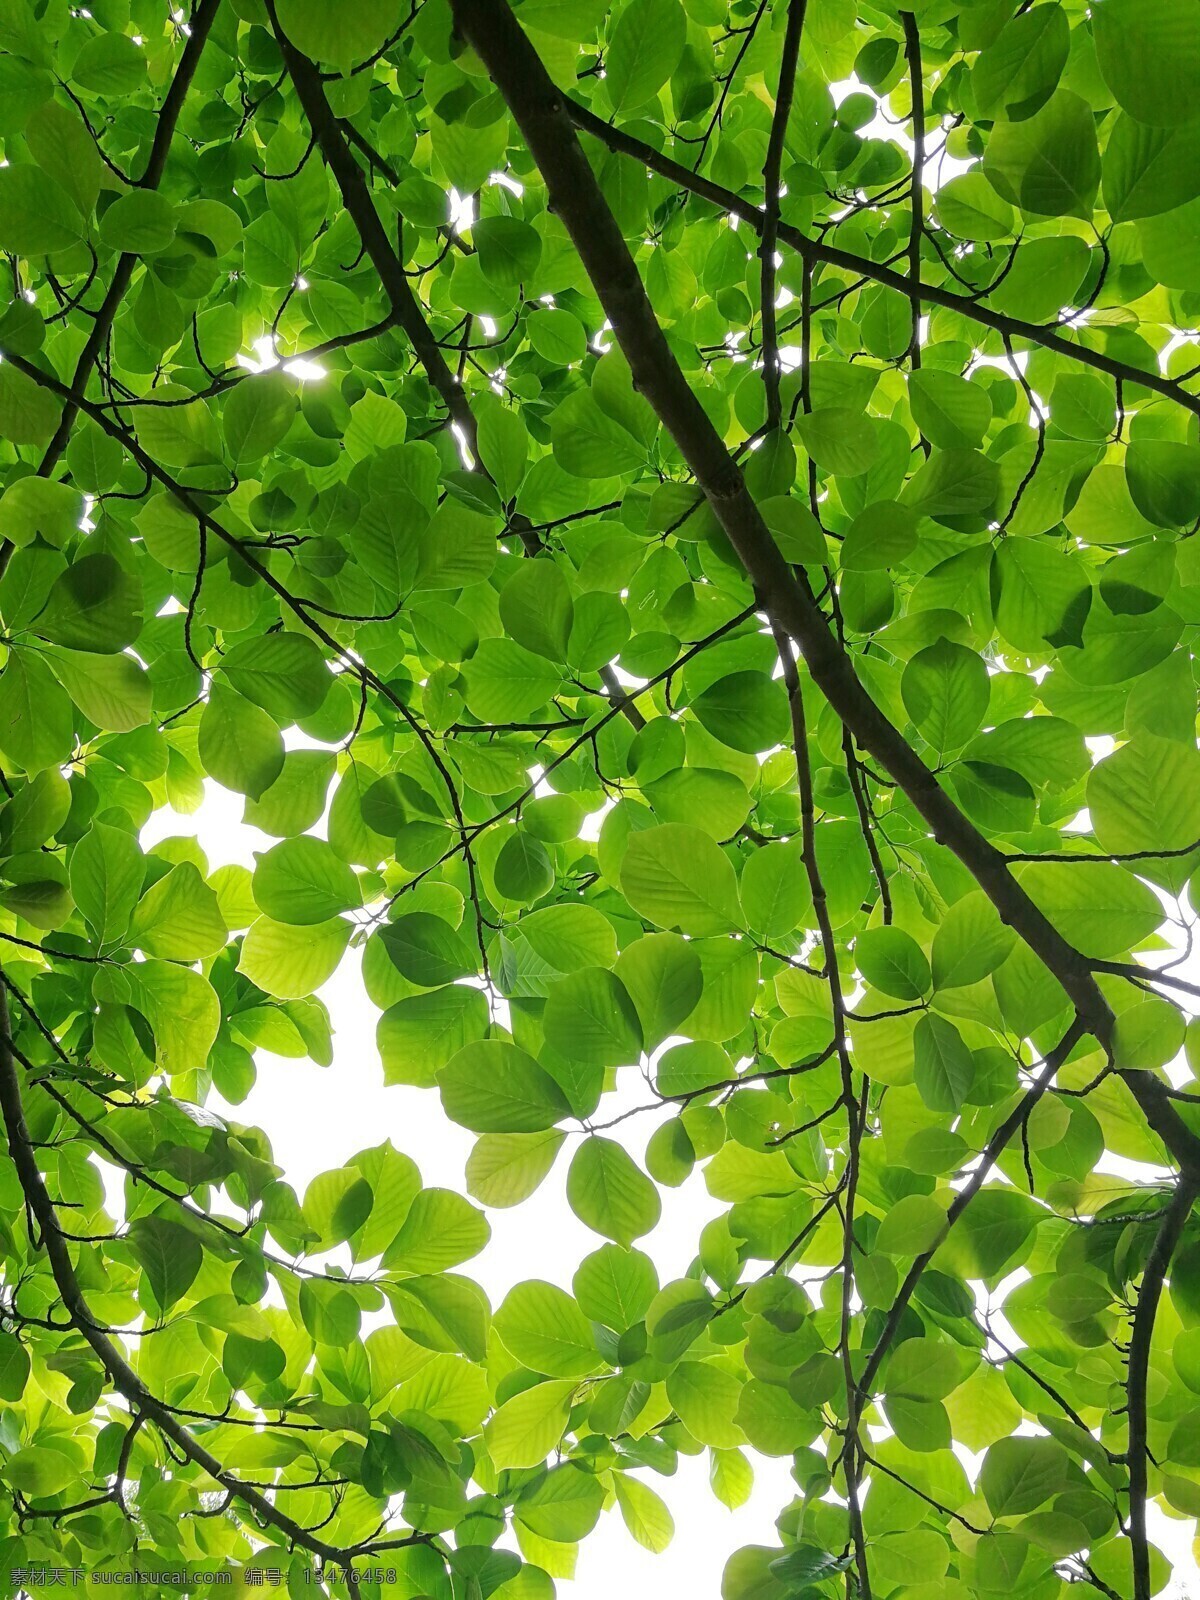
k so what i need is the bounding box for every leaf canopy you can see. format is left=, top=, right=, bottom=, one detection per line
left=0, top=1, right=1197, bottom=1596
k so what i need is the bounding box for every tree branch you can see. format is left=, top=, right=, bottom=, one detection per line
left=561, top=95, right=1200, bottom=418
left=759, top=0, right=808, bottom=426
left=446, top=0, right=1200, bottom=1194
left=1127, top=1178, right=1198, bottom=1600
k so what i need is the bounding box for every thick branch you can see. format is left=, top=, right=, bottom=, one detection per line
left=447, top=0, right=1200, bottom=1190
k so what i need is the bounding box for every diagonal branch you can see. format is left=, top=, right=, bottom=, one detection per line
left=265, top=0, right=482, bottom=462
left=446, top=0, right=1200, bottom=1192
left=771, top=620, right=871, bottom=1599
left=32, top=0, right=225, bottom=485
left=561, top=95, right=1200, bottom=419
left=858, top=1012, right=1088, bottom=1396
left=899, top=11, right=925, bottom=371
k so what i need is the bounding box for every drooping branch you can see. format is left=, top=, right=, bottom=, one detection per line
left=772, top=621, right=871, bottom=1600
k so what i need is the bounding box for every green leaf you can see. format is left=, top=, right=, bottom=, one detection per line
left=605, top=0, right=687, bottom=113
left=1017, top=859, right=1163, bottom=957
left=36, top=553, right=141, bottom=653
left=238, top=914, right=352, bottom=999
left=99, top=190, right=176, bottom=255
left=908, top=371, right=992, bottom=450
left=0, top=1332, right=29, bottom=1402
left=980, top=1435, right=1071, bottom=1517
left=884, top=1336, right=962, bottom=1401
left=856, top=927, right=931, bottom=1001
left=983, top=90, right=1100, bottom=218
left=298, top=1276, right=361, bottom=1346
left=543, top=967, right=643, bottom=1069
left=498, top=559, right=573, bottom=661
left=70, top=822, right=143, bottom=948
left=127, top=1215, right=202, bottom=1311
left=221, top=633, right=331, bottom=722
left=621, top=823, right=742, bottom=935
left=1088, top=734, right=1200, bottom=886
left=516, top=1462, right=605, bottom=1542
left=0, top=164, right=82, bottom=254
left=690, top=671, right=789, bottom=754
left=223, top=372, right=298, bottom=464
left=379, top=985, right=489, bottom=1088
left=913, top=1014, right=974, bottom=1113
left=840, top=501, right=919, bottom=571
left=519, top=904, right=618, bottom=971
left=384, top=1187, right=490, bottom=1271
left=972, top=3, right=1068, bottom=119
left=484, top=1379, right=575, bottom=1470
left=462, top=638, right=562, bottom=722
left=567, top=1136, right=661, bottom=1245
left=551, top=390, right=647, bottom=477
left=274, top=0, right=404, bottom=68
left=930, top=892, right=1015, bottom=989
left=439, top=1040, right=571, bottom=1133
left=46, top=648, right=152, bottom=733
left=573, top=1244, right=658, bottom=1330
left=4, top=1446, right=79, bottom=1498
left=795, top=408, right=880, bottom=477
left=466, top=1130, right=565, bottom=1208
left=903, top=448, right=1000, bottom=520
left=0, top=477, right=83, bottom=548
left=527, top=307, right=587, bottom=364
left=495, top=1281, right=602, bottom=1378
left=666, top=1360, right=744, bottom=1448
left=1093, top=0, right=1200, bottom=128
left=902, top=639, right=990, bottom=757
left=0, top=650, right=75, bottom=772
left=199, top=685, right=285, bottom=801
left=253, top=836, right=362, bottom=925
left=493, top=830, right=555, bottom=904
left=130, top=862, right=227, bottom=960
left=934, top=172, right=1015, bottom=240
left=74, top=30, right=145, bottom=94
left=614, top=1473, right=675, bottom=1552
left=1103, top=115, right=1200, bottom=222
left=613, top=932, right=704, bottom=1049
left=379, top=913, right=475, bottom=987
